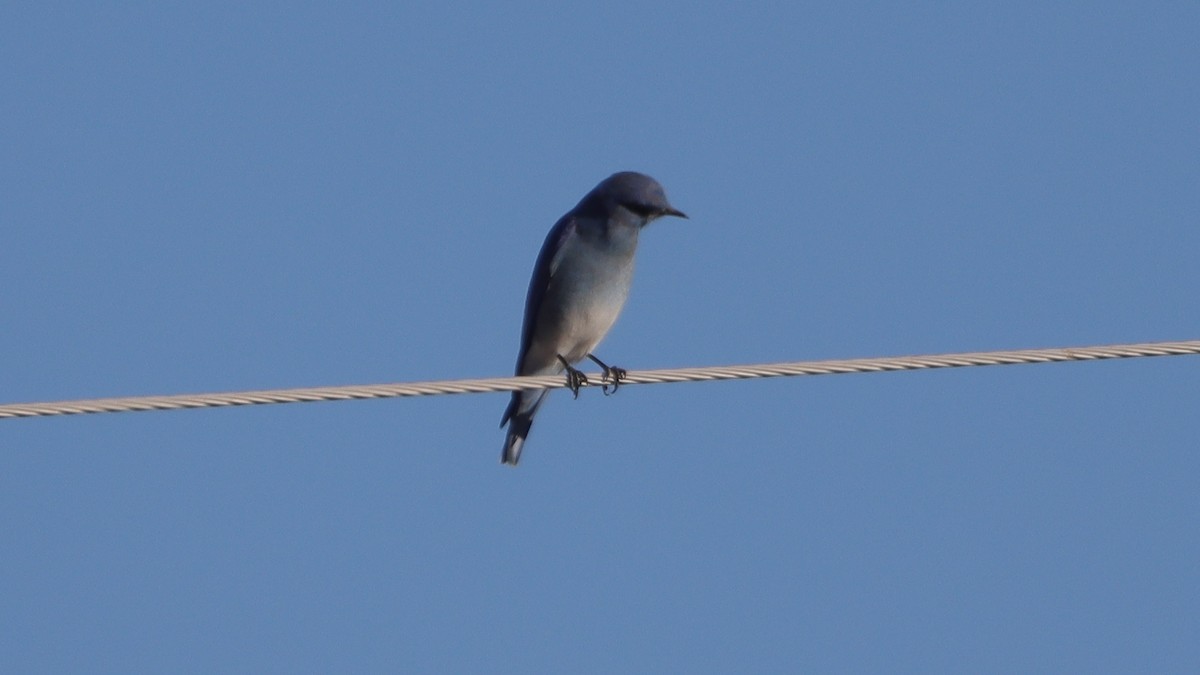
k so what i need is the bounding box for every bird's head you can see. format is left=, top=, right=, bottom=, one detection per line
left=582, top=171, right=687, bottom=224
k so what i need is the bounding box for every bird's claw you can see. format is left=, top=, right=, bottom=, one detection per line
left=559, top=354, right=626, bottom=398
left=563, top=364, right=589, bottom=399
left=599, top=365, right=627, bottom=396
left=585, top=353, right=627, bottom=396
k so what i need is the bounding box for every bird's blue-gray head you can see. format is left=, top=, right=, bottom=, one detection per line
left=575, top=171, right=687, bottom=225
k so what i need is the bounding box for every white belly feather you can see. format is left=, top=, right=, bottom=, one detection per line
left=526, top=225, right=638, bottom=371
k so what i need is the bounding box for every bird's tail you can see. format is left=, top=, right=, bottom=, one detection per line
left=501, top=415, right=532, bottom=466
left=499, top=390, right=543, bottom=466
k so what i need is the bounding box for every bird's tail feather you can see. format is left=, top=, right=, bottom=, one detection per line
left=500, top=391, right=542, bottom=466
left=501, top=418, right=530, bottom=466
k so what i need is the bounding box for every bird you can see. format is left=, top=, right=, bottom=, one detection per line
left=499, top=171, right=687, bottom=465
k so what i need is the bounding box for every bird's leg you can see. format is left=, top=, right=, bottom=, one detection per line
left=587, top=354, right=627, bottom=396
left=557, top=355, right=589, bottom=399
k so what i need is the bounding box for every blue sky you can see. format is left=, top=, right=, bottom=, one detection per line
left=2, top=2, right=1197, bottom=671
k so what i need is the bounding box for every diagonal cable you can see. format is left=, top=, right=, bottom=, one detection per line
left=1, top=339, right=1197, bottom=420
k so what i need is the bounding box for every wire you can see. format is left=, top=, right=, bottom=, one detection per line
left=1, top=339, right=1197, bottom=420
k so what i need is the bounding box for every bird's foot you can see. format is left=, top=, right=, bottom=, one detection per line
left=587, top=354, right=627, bottom=396
left=600, top=366, right=627, bottom=396
left=557, top=355, right=589, bottom=399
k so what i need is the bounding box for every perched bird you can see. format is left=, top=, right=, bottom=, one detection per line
left=499, top=171, right=687, bottom=465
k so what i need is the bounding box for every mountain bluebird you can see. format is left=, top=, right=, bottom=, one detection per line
left=499, top=171, right=686, bottom=465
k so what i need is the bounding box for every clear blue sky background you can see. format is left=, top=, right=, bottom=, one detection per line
left=2, top=2, right=1197, bottom=671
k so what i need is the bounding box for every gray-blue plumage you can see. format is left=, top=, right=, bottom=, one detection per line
left=500, top=172, right=686, bottom=465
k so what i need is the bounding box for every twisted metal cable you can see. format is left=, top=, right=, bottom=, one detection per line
left=1, top=339, right=1197, bottom=420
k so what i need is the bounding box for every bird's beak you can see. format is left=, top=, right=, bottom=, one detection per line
left=663, top=206, right=688, bottom=219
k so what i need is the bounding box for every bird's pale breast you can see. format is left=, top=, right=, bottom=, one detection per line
left=527, top=227, right=636, bottom=370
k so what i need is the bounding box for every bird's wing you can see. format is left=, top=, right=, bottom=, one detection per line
left=515, top=213, right=578, bottom=374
